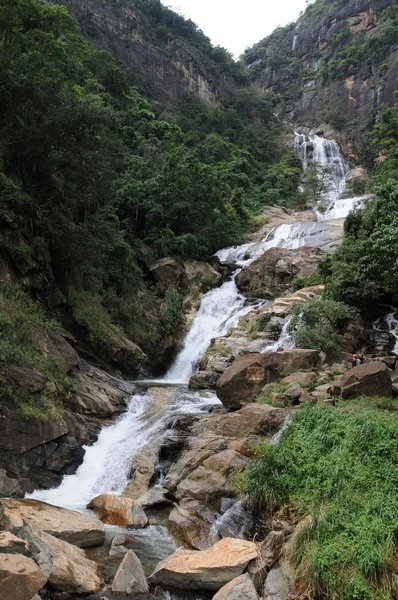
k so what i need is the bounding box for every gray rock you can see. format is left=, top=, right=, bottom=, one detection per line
left=212, top=573, right=259, bottom=600
left=136, top=485, right=171, bottom=508
left=111, top=550, right=149, bottom=594
left=263, top=563, right=290, bottom=600
left=189, top=370, right=220, bottom=390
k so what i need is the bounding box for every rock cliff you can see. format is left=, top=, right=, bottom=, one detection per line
left=245, top=0, right=398, bottom=153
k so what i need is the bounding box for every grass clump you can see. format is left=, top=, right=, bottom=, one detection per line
left=239, top=399, right=398, bottom=600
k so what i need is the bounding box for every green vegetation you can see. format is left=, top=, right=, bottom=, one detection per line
left=288, top=297, right=358, bottom=355
left=0, top=283, right=73, bottom=420
left=239, top=399, right=398, bottom=600
left=0, top=0, right=304, bottom=370
left=300, top=163, right=334, bottom=207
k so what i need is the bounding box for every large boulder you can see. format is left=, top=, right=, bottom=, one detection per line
left=212, top=573, right=259, bottom=600
left=149, top=537, right=258, bottom=590
left=87, top=494, right=148, bottom=528
left=236, top=247, right=325, bottom=299
left=332, top=361, right=393, bottom=398
left=183, top=260, right=222, bottom=290
left=150, top=257, right=184, bottom=286
left=0, top=499, right=105, bottom=548
left=166, top=503, right=215, bottom=551
left=0, top=553, right=47, bottom=600
left=216, top=350, right=320, bottom=409
left=111, top=549, right=149, bottom=594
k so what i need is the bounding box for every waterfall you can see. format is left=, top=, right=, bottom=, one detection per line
left=373, top=311, right=398, bottom=355
left=262, top=317, right=294, bottom=353
left=294, top=133, right=366, bottom=220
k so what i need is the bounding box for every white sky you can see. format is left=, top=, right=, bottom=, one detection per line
left=165, top=0, right=308, bottom=57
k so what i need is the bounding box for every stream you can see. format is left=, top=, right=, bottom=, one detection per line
left=28, top=133, right=368, bottom=598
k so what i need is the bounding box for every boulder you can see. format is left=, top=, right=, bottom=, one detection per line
left=372, top=355, right=397, bottom=370
left=183, top=260, right=222, bottom=290
left=283, top=383, right=303, bottom=401
left=216, top=350, right=320, bottom=409
left=150, top=257, right=184, bottom=286
left=282, top=371, right=317, bottom=387
left=0, top=553, right=47, bottom=600
left=189, top=370, right=221, bottom=390
left=262, top=563, right=290, bottom=600
left=0, top=531, right=29, bottom=555
left=332, top=361, right=393, bottom=399
left=0, top=499, right=105, bottom=548
left=136, top=485, right=171, bottom=508
left=236, top=247, right=325, bottom=299
left=87, top=494, right=148, bottom=528
left=38, top=529, right=103, bottom=594
left=112, top=549, right=149, bottom=594
left=212, top=573, right=259, bottom=600
left=149, top=537, right=258, bottom=590
left=166, top=503, right=215, bottom=550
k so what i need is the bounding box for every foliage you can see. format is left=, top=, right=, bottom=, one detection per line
left=0, top=282, right=73, bottom=420
left=300, top=163, right=334, bottom=205
left=288, top=296, right=358, bottom=355
left=161, top=288, right=182, bottom=331
left=326, top=180, right=398, bottom=308
left=0, top=0, right=302, bottom=362
left=239, top=400, right=398, bottom=600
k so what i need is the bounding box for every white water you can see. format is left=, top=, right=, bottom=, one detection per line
left=29, top=133, right=364, bottom=530
left=294, top=133, right=366, bottom=220
left=373, top=311, right=398, bottom=355
left=262, top=317, right=294, bottom=353
left=30, top=394, right=162, bottom=509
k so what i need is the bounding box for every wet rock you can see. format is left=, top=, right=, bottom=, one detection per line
left=189, top=370, right=221, bottom=390
left=212, top=573, right=259, bottom=600
left=0, top=553, right=47, bottom=600
left=108, top=533, right=136, bottom=558
left=0, top=499, right=105, bottom=548
left=216, top=350, right=321, bottom=409
left=111, top=549, right=149, bottom=594
left=247, top=532, right=285, bottom=590
left=0, top=531, right=29, bottom=554
left=87, top=494, right=148, bottom=528
left=332, top=361, right=393, bottom=398
left=236, top=247, right=326, bottom=299
left=149, top=537, right=258, bottom=590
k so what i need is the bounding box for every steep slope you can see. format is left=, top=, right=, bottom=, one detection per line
left=50, top=0, right=246, bottom=110
left=245, top=0, right=398, bottom=154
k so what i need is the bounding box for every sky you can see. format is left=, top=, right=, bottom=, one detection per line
left=165, top=0, right=308, bottom=57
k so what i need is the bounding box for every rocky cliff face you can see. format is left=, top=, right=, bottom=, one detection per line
left=51, top=0, right=240, bottom=110
left=245, top=0, right=398, bottom=153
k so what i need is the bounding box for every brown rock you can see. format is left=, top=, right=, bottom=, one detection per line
left=112, top=549, right=148, bottom=594
left=150, top=257, right=184, bottom=286
left=0, top=531, right=29, bottom=555
left=216, top=350, right=320, bottom=409
left=0, top=499, right=105, bottom=548
left=39, top=529, right=103, bottom=594
left=212, top=573, right=259, bottom=600
left=282, top=371, right=317, bottom=387
left=1, top=363, right=45, bottom=393
left=332, top=361, right=393, bottom=399
left=149, top=537, right=258, bottom=590
left=0, top=553, right=47, bottom=600
left=236, top=246, right=325, bottom=299
left=166, top=504, right=214, bottom=551
left=87, top=494, right=148, bottom=528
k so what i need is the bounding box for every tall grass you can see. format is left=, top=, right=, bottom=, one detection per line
left=239, top=399, right=398, bottom=600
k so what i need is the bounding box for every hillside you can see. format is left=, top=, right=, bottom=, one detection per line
left=245, top=0, right=398, bottom=155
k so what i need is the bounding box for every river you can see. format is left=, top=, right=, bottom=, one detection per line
left=28, top=133, right=367, bottom=598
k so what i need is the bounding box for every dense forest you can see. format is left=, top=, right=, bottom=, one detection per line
left=0, top=0, right=304, bottom=380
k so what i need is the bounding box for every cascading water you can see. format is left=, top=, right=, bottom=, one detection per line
left=294, top=133, right=367, bottom=220
left=373, top=311, right=398, bottom=355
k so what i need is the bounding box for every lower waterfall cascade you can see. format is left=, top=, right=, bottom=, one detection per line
left=28, top=132, right=370, bottom=598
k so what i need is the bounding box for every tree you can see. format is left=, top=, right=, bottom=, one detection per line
left=300, top=163, right=334, bottom=205
left=288, top=296, right=359, bottom=355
